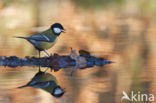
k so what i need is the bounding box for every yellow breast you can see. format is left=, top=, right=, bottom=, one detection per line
left=38, top=38, right=57, bottom=50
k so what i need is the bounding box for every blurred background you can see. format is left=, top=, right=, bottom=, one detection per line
left=0, top=0, right=155, bottom=103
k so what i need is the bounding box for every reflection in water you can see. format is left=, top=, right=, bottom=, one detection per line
left=18, top=70, right=65, bottom=98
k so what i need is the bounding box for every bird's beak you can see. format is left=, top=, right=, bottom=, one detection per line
left=62, top=29, right=66, bottom=33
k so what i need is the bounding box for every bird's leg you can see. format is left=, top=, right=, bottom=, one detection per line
left=38, top=50, right=41, bottom=58
left=38, top=50, right=41, bottom=72
left=38, top=66, right=41, bottom=72
left=44, top=67, right=49, bottom=73
left=43, top=50, right=50, bottom=56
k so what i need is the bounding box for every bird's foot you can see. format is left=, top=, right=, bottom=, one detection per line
left=43, top=50, right=50, bottom=57
left=44, top=67, right=49, bottom=73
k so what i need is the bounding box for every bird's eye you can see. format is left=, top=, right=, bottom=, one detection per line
left=53, top=28, right=62, bottom=34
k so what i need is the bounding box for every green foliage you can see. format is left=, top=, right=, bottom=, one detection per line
left=1, top=0, right=12, bottom=6
left=73, top=0, right=125, bottom=9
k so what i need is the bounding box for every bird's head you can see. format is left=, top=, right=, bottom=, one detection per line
left=51, top=86, right=65, bottom=98
left=51, top=23, right=66, bottom=36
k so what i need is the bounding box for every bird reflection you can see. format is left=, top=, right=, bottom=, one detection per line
left=18, top=70, right=65, bottom=98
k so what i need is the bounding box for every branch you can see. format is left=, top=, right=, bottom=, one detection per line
left=0, top=49, right=112, bottom=72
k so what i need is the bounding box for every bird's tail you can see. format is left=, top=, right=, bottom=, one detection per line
left=18, top=85, right=28, bottom=88
left=13, top=36, right=27, bottom=39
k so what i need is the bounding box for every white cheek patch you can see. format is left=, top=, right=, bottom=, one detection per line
left=54, top=88, right=63, bottom=95
left=53, top=28, right=62, bottom=34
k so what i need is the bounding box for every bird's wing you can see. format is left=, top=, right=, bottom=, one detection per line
left=25, top=72, right=43, bottom=86
left=27, top=34, right=56, bottom=42
left=30, top=81, right=57, bottom=88
left=40, top=73, right=57, bottom=82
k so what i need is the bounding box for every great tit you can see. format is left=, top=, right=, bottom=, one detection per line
left=18, top=71, right=65, bottom=98
left=15, top=23, right=65, bottom=57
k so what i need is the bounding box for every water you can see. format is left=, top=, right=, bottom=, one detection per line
left=0, top=26, right=155, bottom=103
left=0, top=0, right=156, bottom=103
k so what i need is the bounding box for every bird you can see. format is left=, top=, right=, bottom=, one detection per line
left=18, top=70, right=65, bottom=98
left=15, top=23, right=65, bottom=58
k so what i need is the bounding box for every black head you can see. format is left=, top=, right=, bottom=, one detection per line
left=51, top=86, right=65, bottom=98
left=51, top=23, right=65, bottom=36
